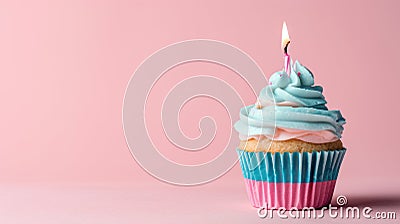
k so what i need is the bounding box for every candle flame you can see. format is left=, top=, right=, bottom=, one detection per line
left=281, top=21, right=290, bottom=52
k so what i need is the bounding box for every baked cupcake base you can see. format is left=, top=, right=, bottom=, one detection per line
left=239, top=138, right=343, bottom=153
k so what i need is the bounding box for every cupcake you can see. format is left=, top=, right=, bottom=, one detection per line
left=234, top=60, right=346, bottom=209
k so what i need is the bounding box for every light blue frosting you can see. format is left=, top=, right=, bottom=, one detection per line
left=267, top=60, right=325, bottom=109
left=234, top=60, right=346, bottom=139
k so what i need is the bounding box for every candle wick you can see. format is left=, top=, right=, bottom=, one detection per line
left=283, top=41, right=290, bottom=54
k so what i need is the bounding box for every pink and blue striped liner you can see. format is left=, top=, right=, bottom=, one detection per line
left=237, top=149, right=346, bottom=209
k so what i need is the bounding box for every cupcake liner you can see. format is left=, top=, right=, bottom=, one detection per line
left=237, top=149, right=346, bottom=209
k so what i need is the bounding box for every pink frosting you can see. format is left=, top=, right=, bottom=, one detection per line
left=240, top=128, right=339, bottom=143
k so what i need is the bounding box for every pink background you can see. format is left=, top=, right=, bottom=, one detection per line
left=1, top=0, right=400, bottom=223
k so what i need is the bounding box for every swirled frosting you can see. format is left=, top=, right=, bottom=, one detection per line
left=234, top=60, right=345, bottom=143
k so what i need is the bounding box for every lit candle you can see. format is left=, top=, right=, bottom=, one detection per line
left=281, top=22, right=291, bottom=74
